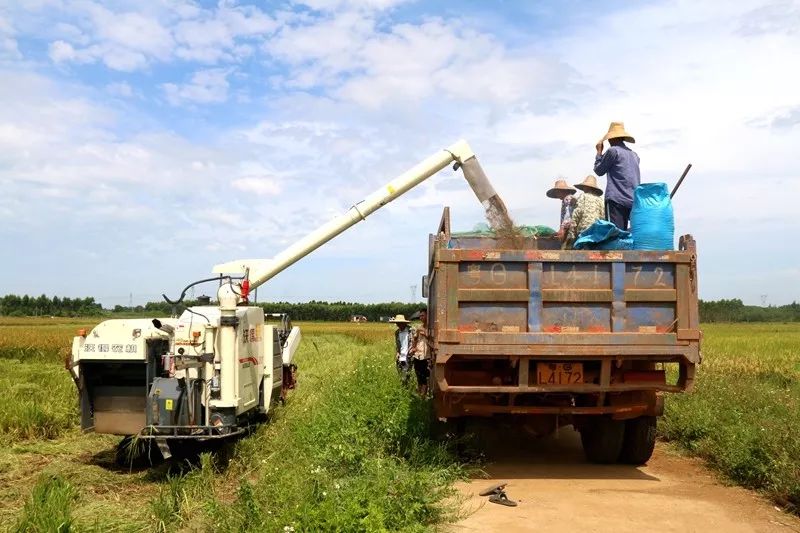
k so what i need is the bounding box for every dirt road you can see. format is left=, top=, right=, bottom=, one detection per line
left=453, top=428, right=800, bottom=533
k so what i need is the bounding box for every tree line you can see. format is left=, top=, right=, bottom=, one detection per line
left=0, top=294, right=103, bottom=317
left=111, top=300, right=425, bottom=322
left=2, top=293, right=800, bottom=323
left=698, top=299, right=800, bottom=323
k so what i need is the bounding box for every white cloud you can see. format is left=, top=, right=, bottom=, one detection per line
left=28, top=1, right=280, bottom=70
left=0, top=16, right=21, bottom=60
left=162, top=68, right=231, bottom=106
left=264, top=13, right=572, bottom=109
left=106, top=81, right=135, bottom=98
left=2, top=0, right=800, bottom=305
left=296, top=0, right=411, bottom=12
left=232, top=177, right=282, bottom=196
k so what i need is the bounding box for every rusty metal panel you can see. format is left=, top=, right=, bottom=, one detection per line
left=541, top=289, right=613, bottom=302
left=458, top=288, right=529, bottom=302
left=458, top=261, right=527, bottom=289
left=625, top=289, right=677, bottom=302
left=625, top=263, right=676, bottom=289
left=541, top=263, right=611, bottom=289
left=457, top=332, right=678, bottom=345
left=625, top=303, right=676, bottom=333
left=676, top=263, right=690, bottom=333
left=439, top=248, right=693, bottom=263
left=444, top=263, right=458, bottom=331
left=427, top=208, right=700, bottom=419
left=527, top=262, right=542, bottom=332
left=458, top=303, right=527, bottom=333
left=541, top=303, right=611, bottom=333
left=611, top=262, right=626, bottom=332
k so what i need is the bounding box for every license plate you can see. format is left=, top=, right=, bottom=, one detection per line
left=536, top=362, right=584, bottom=385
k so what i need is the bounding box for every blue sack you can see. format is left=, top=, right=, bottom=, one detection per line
left=630, top=183, right=674, bottom=250
left=574, top=220, right=634, bottom=250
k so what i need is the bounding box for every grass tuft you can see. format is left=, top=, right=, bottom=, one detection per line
left=13, top=474, right=77, bottom=533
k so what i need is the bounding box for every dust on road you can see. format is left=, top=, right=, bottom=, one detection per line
left=453, top=427, right=799, bottom=533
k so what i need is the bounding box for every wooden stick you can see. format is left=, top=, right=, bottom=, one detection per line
left=670, top=164, right=692, bottom=199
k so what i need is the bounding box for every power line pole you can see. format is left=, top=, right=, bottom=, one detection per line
left=410, top=284, right=417, bottom=302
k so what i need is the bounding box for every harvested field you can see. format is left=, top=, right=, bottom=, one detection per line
left=0, top=319, right=798, bottom=531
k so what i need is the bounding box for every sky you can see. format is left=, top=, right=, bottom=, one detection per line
left=0, top=0, right=799, bottom=307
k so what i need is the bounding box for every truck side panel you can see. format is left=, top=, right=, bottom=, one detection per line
left=428, top=213, right=700, bottom=419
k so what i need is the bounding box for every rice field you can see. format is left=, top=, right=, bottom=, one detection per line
left=0, top=319, right=798, bottom=529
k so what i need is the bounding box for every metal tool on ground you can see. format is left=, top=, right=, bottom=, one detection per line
left=670, top=163, right=693, bottom=199
left=66, top=140, right=511, bottom=463
left=479, top=481, right=517, bottom=507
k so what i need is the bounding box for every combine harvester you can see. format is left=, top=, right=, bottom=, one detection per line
left=66, top=141, right=507, bottom=462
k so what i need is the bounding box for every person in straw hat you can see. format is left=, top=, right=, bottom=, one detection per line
left=389, top=314, right=415, bottom=384
left=569, top=175, right=606, bottom=241
left=594, top=121, right=640, bottom=230
left=546, top=179, right=577, bottom=249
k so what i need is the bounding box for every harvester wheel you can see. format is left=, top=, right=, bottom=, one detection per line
left=618, top=416, right=657, bottom=465
left=580, top=417, right=625, bottom=464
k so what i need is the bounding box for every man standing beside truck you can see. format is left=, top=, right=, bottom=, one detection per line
left=594, top=121, right=640, bottom=230
left=390, top=314, right=414, bottom=385
left=410, top=310, right=432, bottom=397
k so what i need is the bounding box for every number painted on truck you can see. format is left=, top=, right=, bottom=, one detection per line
left=490, top=263, right=507, bottom=285
left=632, top=265, right=643, bottom=287
left=654, top=266, right=667, bottom=287
left=466, top=264, right=481, bottom=285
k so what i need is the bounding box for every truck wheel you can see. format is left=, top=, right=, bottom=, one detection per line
left=618, top=416, right=657, bottom=465
left=580, top=417, right=625, bottom=464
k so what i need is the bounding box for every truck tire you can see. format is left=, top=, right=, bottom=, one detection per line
left=618, top=416, right=657, bottom=465
left=580, top=417, right=625, bottom=464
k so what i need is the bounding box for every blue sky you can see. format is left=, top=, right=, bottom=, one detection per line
left=1, top=0, right=799, bottom=307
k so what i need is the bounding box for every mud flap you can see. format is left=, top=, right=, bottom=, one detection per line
left=156, top=439, right=172, bottom=460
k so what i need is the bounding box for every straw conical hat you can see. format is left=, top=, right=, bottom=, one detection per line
left=602, top=121, right=635, bottom=143
left=389, top=314, right=410, bottom=323
left=546, top=179, right=577, bottom=199
left=574, top=175, right=603, bottom=195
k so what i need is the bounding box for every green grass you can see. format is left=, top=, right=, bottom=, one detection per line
left=1, top=323, right=465, bottom=532
left=147, top=333, right=464, bottom=532
left=660, top=323, right=800, bottom=513
left=13, top=474, right=77, bottom=533
left=3, top=319, right=799, bottom=528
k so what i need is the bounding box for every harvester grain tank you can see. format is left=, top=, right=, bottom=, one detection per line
left=67, top=140, right=510, bottom=459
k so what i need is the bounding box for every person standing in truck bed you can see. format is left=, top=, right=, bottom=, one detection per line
left=547, top=179, right=577, bottom=249
left=594, top=122, right=640, bottom=230
left=569, top=175, right=606, bottom=241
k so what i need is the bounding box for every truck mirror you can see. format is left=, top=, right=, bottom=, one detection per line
left=421, top=275, right=429, bottom=299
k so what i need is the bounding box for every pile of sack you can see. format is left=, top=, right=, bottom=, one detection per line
left=574, top=183, right=674, bottom=251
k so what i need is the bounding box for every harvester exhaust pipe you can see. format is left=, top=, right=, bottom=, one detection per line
left=152, top=319, right=174, bottom=335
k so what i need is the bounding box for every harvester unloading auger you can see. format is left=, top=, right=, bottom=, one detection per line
left=67, top=140, right=510, bottom=460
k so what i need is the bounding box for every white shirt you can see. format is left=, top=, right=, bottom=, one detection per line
left=397, top=329, right=410, bottom=361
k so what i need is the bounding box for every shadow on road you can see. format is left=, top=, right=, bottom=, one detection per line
left=466, top=421, right=659, bottom=482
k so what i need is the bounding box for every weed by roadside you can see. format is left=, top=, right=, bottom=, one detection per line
left=661, top=323, right=800, bottom=514
left=13, top=474, right=77, bottom=533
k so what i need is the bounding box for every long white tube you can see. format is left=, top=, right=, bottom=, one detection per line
left=245, top=140, right=476, bottom=290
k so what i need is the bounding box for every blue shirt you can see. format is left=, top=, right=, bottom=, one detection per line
left=594, top=144, right=640, bottom=207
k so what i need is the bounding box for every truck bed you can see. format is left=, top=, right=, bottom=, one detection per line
left=425, top=208, right=701, bottom=420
